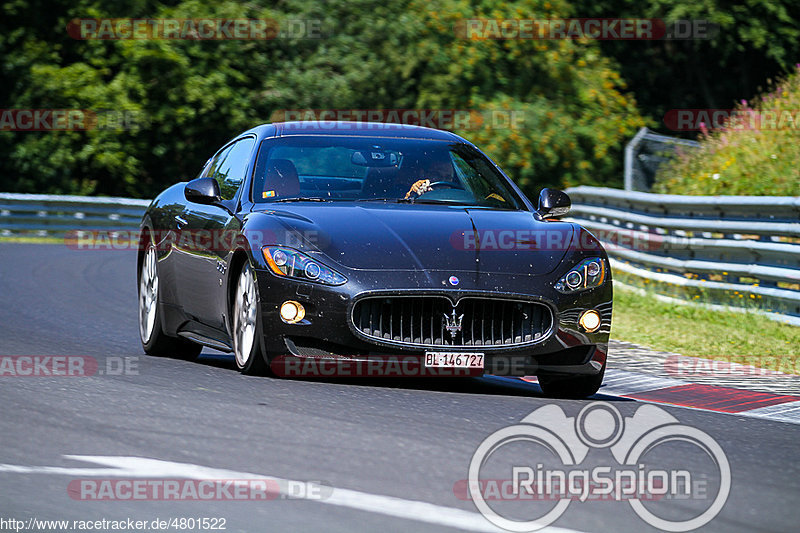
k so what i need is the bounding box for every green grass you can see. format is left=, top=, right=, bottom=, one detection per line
left=0, top=236, right=64, bottom=244
left=611, top=285, right=800, bottom=373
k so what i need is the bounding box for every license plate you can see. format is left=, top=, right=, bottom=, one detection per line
left=424, top=352, right=484, bottom=369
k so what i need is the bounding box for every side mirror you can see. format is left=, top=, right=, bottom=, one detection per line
left=536, top=188, right=571, bottom=219
left=184, top=177, right=221, bottom=204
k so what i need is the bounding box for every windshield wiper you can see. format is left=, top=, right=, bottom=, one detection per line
left=355, top=197, right=415, bottom=203
left=410, top=198, right=474, bottom=205
left=272, top=196, right=330, bottom=203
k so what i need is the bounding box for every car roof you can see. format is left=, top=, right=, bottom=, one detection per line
left=241, top=122, right=466, bottom=141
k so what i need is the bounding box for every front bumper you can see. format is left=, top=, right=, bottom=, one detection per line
left=254, top=267, right=611, bottom=377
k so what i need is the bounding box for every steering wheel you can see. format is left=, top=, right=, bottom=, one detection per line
left=426, top=181, right=465, bottom=191
left=404, top=179, right=466, bottom=200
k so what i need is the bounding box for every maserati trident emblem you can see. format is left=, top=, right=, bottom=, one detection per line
left=443, top=308, right=464, bottom=339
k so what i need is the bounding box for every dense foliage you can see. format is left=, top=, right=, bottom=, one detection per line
left=653, top=67, right=800, bottom=195
left=1, top=0, right=797, bottom=198
left=585, top=0, right=800, bottom=121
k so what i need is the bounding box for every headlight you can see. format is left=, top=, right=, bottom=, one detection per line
left=262, top=246, right=347, bottom=285
left=554, top=258, right=606, bottom=293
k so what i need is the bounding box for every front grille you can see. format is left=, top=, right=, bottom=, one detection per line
left=351, top=296, right=552, bottom=348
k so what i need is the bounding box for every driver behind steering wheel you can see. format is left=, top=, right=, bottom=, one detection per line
left=403, top=152, right=456, bottom=199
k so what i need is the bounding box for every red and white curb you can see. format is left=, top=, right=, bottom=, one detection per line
left=521, top=368, right=800, bottom=424
left=602, top=368, right=800, bottom=423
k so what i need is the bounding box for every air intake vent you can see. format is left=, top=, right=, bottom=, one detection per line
left=352, top=296, right=552, bottom=348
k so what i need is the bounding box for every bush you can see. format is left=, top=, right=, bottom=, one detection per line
left=653, top=66, right=800, bottom=196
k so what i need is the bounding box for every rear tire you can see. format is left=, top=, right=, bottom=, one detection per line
left=232, top=262, right=270, bottom=375
left=138, top=242, right=201, bottom=360
left=538, top=365, right=605, bottom=399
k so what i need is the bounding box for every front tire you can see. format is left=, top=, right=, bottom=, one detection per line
left=232, top=262, right=269, bottom=375
left=138, top=242, right=201, bottom=360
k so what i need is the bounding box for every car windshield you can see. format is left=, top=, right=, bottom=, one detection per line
left=251, top=135, right=525, bottom=209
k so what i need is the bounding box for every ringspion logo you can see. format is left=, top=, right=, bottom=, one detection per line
left=466, top=402, right=730, bottom=531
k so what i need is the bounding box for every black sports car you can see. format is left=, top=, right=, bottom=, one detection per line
left=137, top=121, right=612, bottom=397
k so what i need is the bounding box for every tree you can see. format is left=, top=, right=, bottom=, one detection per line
left=0, top=0, right=655, bottom=198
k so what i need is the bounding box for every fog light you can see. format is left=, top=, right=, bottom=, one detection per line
left=280, top=301, right=305, bottom=324
left=579, top=310, right=601, bottom=332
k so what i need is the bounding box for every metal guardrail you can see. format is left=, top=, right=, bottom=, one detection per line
left=565, top=186, right=800, bottom=325
left=624, top=127, right=700, bottom=192
left=2, top=189, right=799, bottom=324
left=0, top=192, right=149, bottom=236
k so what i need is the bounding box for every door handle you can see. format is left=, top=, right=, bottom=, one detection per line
left=175, top=215, right=188, bottom=228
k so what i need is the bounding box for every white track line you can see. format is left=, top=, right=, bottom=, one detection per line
left=0, top=455, right=587, bottom=533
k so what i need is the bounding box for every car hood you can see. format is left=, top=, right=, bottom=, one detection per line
left=250, top=203, right=574, bottom=276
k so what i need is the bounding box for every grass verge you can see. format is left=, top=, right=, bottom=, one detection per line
left=0, top=236, right=64, bottom=244
left=611, top=284, right=799, bottom=373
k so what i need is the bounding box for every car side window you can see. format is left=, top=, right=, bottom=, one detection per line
left=205, top=137, right=256, bottom=201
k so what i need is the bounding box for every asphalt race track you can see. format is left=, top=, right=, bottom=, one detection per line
left=1, top=243, right=798, bottom=532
